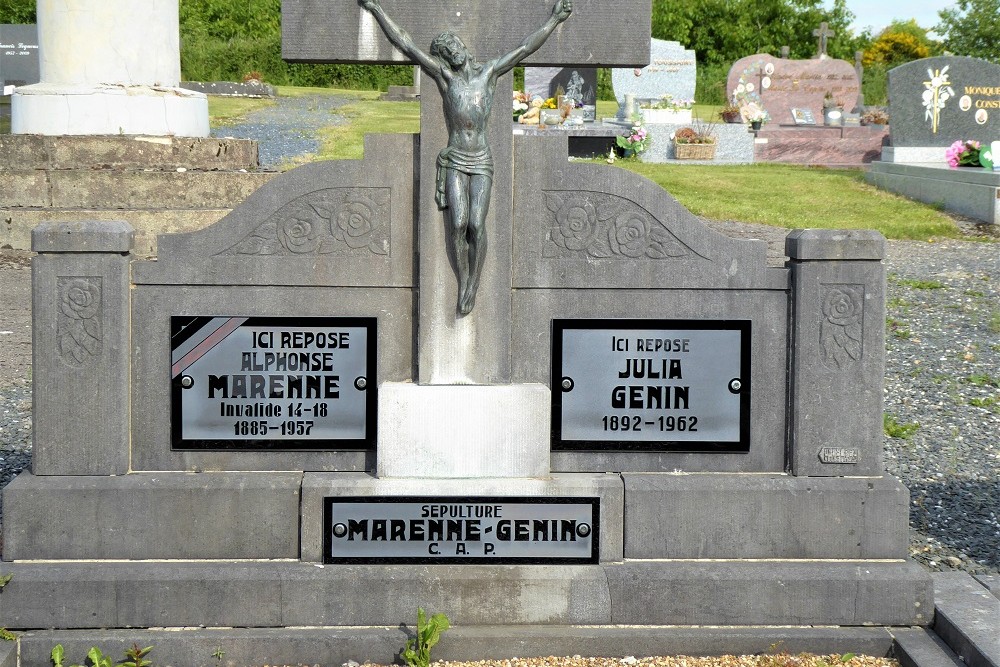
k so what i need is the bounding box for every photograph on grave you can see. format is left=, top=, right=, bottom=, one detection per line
left=551, top=319, right=750, bottom=452
left=324, top=496, right=600, bottom=564
left=170, top=316, right=376, bottom=450
left=887, top=56, right=1000, bottom=148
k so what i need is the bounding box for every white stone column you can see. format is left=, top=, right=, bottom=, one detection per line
left=11, top=0, right=208, bottom=136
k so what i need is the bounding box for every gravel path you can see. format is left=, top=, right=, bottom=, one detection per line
left=1, top=93, right=998, bottom=578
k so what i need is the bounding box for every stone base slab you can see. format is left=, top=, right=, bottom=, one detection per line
left=0, top=134, right=259, bottom=171
left=867, top=161, right=1000, bottom=225
left=9, top=626, right=906, bottom=667
left=932, top=572, right=1000, bottom=667
left=12, top=83, right=209, bottom=137
left=754, top=125, right=889, bottom=165
left=623, top=473, right=910, bottom=559
left=0, top=559, right=932, bottom=630
left=300, top=472, right=625, bottom=562
left=377, top=383, right=550, bottom=477
left=880, top=146, right=947, bottom=163
left=1, top=471, right=302, bottom=560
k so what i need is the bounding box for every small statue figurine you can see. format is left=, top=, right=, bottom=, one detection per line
left=359, top=0, right=573, bottom=315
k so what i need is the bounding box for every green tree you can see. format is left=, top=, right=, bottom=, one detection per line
left=0, top=0, right=35, bottom=24
left=936, top=0, right=1000, bottom=62
left=863, top=18, right=941, bottom=67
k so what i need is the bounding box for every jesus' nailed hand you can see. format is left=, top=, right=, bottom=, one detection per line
left=358, top=0, right=572, bottom=316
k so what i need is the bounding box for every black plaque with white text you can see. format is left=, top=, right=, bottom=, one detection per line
left=325, top=496, right=600, bottom=564
left=170, top=316, right=376, bottom=450
left=552, top=319, right=750, bottom=452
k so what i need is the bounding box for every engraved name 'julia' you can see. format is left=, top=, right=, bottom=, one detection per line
left=614, top=358, right=689, bottom=409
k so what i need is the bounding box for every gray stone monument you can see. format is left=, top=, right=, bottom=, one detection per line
left=612, top=38, right=696, bottom=113
left=0, top=0, right=933, bottom=662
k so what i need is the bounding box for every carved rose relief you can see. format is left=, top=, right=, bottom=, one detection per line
left=220, top=188, right=390, bottom=256
left=543, top=191, right=691, bottom=260
left=57, top=277, right=102, bottom=367
left=820, top=284, right=864, bottom=370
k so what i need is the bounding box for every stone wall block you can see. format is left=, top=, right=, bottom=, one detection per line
left=786, top=229, right=886, bottom=476
left=30, top=221, right=133, bottom=475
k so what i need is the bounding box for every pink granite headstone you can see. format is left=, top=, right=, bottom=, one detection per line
left=726, top=54, right=860, bottom=126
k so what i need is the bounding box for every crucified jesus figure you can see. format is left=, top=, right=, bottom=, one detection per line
left=359, top=0, right=573, bottom=315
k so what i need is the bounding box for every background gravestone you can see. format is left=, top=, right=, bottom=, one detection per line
left=0, top=24, right=38, bottom=88
left=727, top=54, right=860, bottom=125
left=612, top=38, right=696, bottom=107
left=524, top=66, right=597, bottom=104
left=887, top=56, right=1000, bottom=148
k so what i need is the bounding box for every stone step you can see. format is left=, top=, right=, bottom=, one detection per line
left=10, top=626, right=902, bottom=667
left=1, top=208, right=230, bottom=257
left=932, top=573, right=1000, bottom=667
left=0, top=169, right=275, bottom=209
left=0, top=560, right=932, bottom=629
left=892, top=628, right=967, bottom=667
left=0, top=135, right=259, bottom=171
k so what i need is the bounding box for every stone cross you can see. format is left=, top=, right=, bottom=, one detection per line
left=282, top=0, right=649, bottom=384
left=854, top=50, right=865, bottom=108
left=812, top=22, right=834, bottom=59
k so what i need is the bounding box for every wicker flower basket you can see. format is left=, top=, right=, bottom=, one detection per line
left=674, top=140, right=716, bottom=160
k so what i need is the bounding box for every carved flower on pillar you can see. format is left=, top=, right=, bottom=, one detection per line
left=57, top=277, right=103, bottom=367
left=820, top=284, right=864, bottom=369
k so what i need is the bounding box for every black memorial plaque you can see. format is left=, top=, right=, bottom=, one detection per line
left=551, top=319, right=751, bottom=452
left=170, top=316, right=376, bottom=450
left=324, top=496, right=600, bottom=564
left=0, top=24, right=38, bottom=88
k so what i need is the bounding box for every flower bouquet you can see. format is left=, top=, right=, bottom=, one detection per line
left=946, top=140, right=982, bottom=168
left=616, top=116, right=649, bottom=157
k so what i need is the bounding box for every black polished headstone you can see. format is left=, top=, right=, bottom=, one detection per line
left=888, top=56, right=1000, bottom=148
left=524, top=66, right=598, bottom=106
left=0, top=24, right=39, bottom=88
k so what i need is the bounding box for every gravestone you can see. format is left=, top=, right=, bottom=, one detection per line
left=612, top=38, right=696, bottom=110
left=885, top=56, right=1000, bottom=155
left=0, top=24, right=39, bottom=89
left=727, top=53, right=860, bottom=125
left=524, top=66, right=598, bottom=120
left=0, top=1, right=932, bottom=662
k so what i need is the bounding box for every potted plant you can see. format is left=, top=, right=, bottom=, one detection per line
left=673, top=122, right=716, bottom=160
left=639, top=93, right=694, bottom=124
left=860, top=108, right=889, bottom=129
left=615, top=115, right=649, bottom=158
left=742, top=103, right=769, bottom=131
left=719, top=101, right=742, bottom=123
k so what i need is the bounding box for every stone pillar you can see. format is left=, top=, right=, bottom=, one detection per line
left=786, top=230, right=886, bottom=477
left=31, top=221, right=133, bottom=475
left=11, top=0, right=208, bottom=136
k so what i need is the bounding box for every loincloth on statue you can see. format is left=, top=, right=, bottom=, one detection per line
left=435, top=146, right=494, bottom=210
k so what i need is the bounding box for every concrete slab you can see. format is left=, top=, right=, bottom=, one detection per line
left=932, top=572, right=1000, bottom=667
left=891, top=627, right=966, bottom=667
left=867, top=161, right=1000, bottom=225
left=975, top=575, right=1000, bottom=598
left=0, top=641, right=13, bottom=667
left=622, top=473, right=909, bottom=559
left=2, top=471, right=302, bottom=560
left=15, top=626, right=900, bottom=667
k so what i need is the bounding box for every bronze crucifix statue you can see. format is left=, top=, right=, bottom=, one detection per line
left=359, top=0, right=572, bottom=315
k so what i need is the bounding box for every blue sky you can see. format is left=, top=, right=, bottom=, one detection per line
left=837, top=0, right=955, bottom=35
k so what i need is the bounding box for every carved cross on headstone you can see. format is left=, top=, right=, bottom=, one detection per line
left=812, top=22, right=834, bottom=59
left=282, top=0, right=649, bottom=383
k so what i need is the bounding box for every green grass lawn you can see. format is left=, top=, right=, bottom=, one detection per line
left=206, top=86, right=971, bottom=242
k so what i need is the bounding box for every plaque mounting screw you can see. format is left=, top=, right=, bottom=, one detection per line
left=180, top=375, right=194, bottom=389
left=332, top=523, right=348, bottom=538
left=728, top=378, right=742, bottom=393
left=355, top=377, right=367, bottom=390
left=577, top=523, right=591, bottom=538
left=560, top=377, right=574, bottom=392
